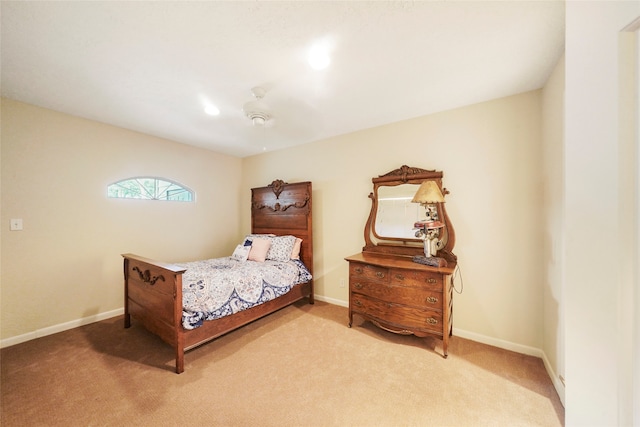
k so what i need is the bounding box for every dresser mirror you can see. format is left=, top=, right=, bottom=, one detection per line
left=374, top=184, right=421, bottom=239
left=363, top=165, right=456, bottom=262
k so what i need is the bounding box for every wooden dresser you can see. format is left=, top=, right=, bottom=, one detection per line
left=346, top=165, right=457, bottom=358
left=346, top=252, right=455, bottom=357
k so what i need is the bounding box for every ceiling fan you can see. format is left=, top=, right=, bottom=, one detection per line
left=242, top=86, right=272, bottom=127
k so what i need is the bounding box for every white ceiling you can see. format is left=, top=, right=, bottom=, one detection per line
left=1, top=1, right=565, bottom=158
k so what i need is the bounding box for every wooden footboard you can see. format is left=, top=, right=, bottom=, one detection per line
left=123, top=254, right=186, bottom=372
left=123, top=253, right=313, bottom=374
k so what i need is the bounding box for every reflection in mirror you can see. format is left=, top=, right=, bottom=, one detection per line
left=375, top=185, right=421, bottom=239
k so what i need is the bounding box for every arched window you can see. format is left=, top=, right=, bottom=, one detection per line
left=107, top=177, right=194, bottom=202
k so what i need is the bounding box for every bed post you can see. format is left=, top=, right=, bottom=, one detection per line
left=305, top=182, right=314, bottom=304
left=250, top=180, right=314, bottom=305
left=123, top=257, right=131, bottom=328
left=174, top=273, right=184, bottom=374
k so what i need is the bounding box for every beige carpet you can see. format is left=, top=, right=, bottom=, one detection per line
left=1, top=301, right=564, bottom=426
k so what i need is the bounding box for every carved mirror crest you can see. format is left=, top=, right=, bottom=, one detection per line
left=363, top=165, right=456, bottom=262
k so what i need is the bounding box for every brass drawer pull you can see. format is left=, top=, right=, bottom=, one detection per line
left=354, top=300, right=362, bottom=307
left=426, top=317, right=438, bottom=325
left=426, top=296, right=438, bottom=304
left=354, top=267, right=363, bottom=274
left=395, top=274, right=404, bottom=281
left=354, top=283, right=363, bottom=289
left=426, top=278, right=437, bottom=284
left=375, top=271, right=385, bottom=279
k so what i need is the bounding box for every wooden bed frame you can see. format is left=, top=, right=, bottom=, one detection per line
left=122, top=180, right=313, bottom=373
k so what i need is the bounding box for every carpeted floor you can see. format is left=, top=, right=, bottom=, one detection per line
left=1, top=301, right=564, bottom=426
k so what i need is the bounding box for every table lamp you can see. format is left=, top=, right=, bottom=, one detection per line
left=411, top=180, right=447, bottom=266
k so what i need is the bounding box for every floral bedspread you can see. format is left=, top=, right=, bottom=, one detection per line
left=176, top=257, right=312, bottom=330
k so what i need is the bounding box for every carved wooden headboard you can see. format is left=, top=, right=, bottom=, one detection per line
left=251, top=180, right=313, bottom=276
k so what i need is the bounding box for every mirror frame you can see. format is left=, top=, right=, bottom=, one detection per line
left=363, top=165, right=456, bottom=262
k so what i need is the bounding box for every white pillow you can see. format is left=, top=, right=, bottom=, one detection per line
left=242, top=234, right=297, bottom=262
left=231, top=244, right=251, bottom=261
left=265, top=235, right=297, bottom=262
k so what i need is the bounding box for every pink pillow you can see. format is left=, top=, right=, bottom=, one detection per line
left=290, top=238, right=302, bottom=260
left=248, top=238, right=271, bottom=262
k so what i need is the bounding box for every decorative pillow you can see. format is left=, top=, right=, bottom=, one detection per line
left=248, top=238, right=271, bottom=262
left=265, top=235, right=297, bottom=262
left=231, top=243, right=251, bottom=261
left=290, top=238, right=302, bottom=260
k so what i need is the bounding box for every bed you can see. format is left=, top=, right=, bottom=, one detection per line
left=122, top=180, right=314, bottom=373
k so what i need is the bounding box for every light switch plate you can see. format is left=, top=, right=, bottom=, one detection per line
left=10, top=219, right=23, bottom=231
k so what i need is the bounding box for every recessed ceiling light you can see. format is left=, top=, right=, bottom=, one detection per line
left=204, top=105, right=220, bottom=116
left=308, top=44, right=330, bottom=70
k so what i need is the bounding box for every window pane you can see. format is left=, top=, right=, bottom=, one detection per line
left=107, top=177, right=194, bottom=202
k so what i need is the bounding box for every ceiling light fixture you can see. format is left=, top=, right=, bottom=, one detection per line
left=308, top=44, right=330, bottom=70
left=243, top=87, right=271, bottom=126
left=204, top=105, right=220, bottom=116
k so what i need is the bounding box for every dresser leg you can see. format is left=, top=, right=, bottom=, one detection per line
left=348, top=311, right=352, bottom=328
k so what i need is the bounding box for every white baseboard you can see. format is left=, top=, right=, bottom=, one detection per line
left=453, top=327, right=543, bottom=357
left=1, top=297, right=344, bottom=348
left=0, top=308, right=124, bottom=349
left=314, top=294, right=348, bottom=307
left=454, top=327, right=565, bottom=407
left=541, top=349, right=566, bottom=407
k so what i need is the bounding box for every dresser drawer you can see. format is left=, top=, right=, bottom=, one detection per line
left=346, top=251, right=455, bottom=358
left=351, top=281, right=443, bottom=310
left=389, top=268, right=443, bottom=291
left=349, top=263, right=389, bottom=283
left=351, top=293, right=443, bottom=335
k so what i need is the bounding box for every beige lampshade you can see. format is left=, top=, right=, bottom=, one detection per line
left=411, top=180, right=445, bottom=204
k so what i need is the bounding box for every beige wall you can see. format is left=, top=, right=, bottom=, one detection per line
left=541, top=54, right=565, bottom=401
left=242, top=90, right=545, bottom=351
left=1, top=98, right=243, bottom=342
left=565, top=2, right=639, bottom=425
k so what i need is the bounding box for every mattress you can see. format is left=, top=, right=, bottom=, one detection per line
left=177, top=257, right=312, bottom=329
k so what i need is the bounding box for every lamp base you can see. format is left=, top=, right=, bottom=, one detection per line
left=412, top=255, right=447, bottom=268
